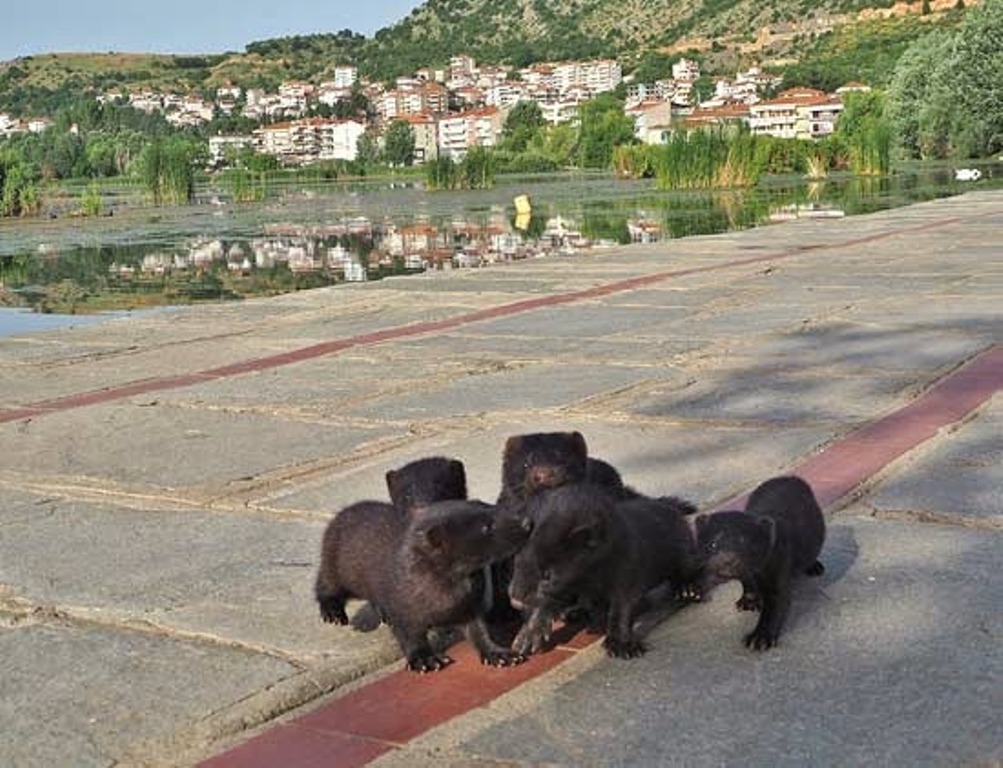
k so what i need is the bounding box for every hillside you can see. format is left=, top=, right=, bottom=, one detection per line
left=0, top=0, right=972, bottom=115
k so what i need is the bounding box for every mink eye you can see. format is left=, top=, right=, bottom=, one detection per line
left=481, top=520, right=494, bottom=535
left=540, top=568, right=552, bottom=582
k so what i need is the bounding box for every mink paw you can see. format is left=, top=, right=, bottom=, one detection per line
left=735, top=593, right=762, bottom=612
left=349, top=603, right=384, bottom=632
left=407, top=652, right=453, bottom=673
left=318, top=603, right=349, bottom=625
left=603, top=636, right=647, bottom=659
left=743, top=627, right=778, bottom=651
left=512, top=624, right=551, bottom=656
left=481, top=649, right=528, bottom=667
left=805, top=560, right=825, bottom=577
left=675, top=582, right=703, bottom=603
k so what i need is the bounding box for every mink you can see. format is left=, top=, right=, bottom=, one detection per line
left=496, top=431, right=637, bottom=511
left=693, top=475, right=826, bottom=650
left=315, top=498, right=530, bottom=672
left=351, top=456, right=471, bottom=632
left=508, top=484, right=701, bottom=659
left=491, top=431, right=640, bottom=631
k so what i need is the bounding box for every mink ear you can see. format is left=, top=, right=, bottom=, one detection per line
left=449, top=460, right=468, bottom=494
left=385, top=469, right=397, bottom=489
left=503, top=436, right=522, bottom=460
left=571, top=431, right=588, bottom=457
left=694, top=514, right=709, bottom=532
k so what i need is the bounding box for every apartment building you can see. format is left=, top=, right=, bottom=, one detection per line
left=332, top=66, right=358, bottom=89
left=253, top=118, right=365, bottom=164
left=552, top=59, right=622, bottom=95
left=437, top=106, right=503, bottom=160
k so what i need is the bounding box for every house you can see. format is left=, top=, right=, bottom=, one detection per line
left=538, top=99, right=580, bottom=126
left=208, top=135, right=253, bottom=168
left=683, top=103, right=752, bottom=130
left=627, top=101, right=675, bottom=145
left=332, top=66, right=358, bottom=89
left=749, top=88, right=843, bottom=140
left=672, top=58, right=701, bottom=82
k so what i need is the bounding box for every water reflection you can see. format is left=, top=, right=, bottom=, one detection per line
left=0, top=164, right=995, bottom=314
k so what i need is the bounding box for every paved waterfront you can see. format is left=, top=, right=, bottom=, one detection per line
left=1, top=190, right=1000, bottom=767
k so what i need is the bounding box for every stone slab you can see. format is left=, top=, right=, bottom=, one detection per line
left=0, top=622, right=295, bottom=768
left=867, top=393, right=1003, bottom=523
left=0, top=402, right=397, bottom=491
left=0, top=488, right=392, bottom=660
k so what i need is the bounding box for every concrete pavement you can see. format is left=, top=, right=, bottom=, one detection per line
left=0, top=189, right=1000, bottom=767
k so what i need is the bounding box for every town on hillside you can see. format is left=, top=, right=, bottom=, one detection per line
left=0, top=55, right=870, bottom=168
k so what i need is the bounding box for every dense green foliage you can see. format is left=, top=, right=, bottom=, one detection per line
left=500, top=101, right=546, bottom=153
left=838, top=90, right=892, bottom=174
left=384, top=120, right=417, bottom=166
left=577, top=94, right=637, bottom=169
left=139, top=136, right=204, bottom=204
left=425, top=147, right=495, bottom=189
left=0, top=149, right=40, bottom=216
left=888, top=0, right=1002, bottom=159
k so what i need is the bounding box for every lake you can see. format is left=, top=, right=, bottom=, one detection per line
left=0, top=162, right=998, bottom=323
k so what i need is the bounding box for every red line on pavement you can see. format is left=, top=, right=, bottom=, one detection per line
left=0, top=215, right=962, bottom=425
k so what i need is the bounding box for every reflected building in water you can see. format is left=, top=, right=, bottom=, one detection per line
left=125, top=207, right=667, bottom=286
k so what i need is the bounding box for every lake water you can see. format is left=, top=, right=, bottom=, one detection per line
left=0, top=306, right=126, bottom=337
left=0, top=162, right=998, bottom=325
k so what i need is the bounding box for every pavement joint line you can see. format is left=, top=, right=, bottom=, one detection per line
left=0, top=595, right=312, bottom=666
left=198, top=342, right=1002, bottom=768
left=0, top=213, right=968, bottom=426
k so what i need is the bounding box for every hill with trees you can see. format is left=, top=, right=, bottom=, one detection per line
left=0, top=0, right=976, bottom=115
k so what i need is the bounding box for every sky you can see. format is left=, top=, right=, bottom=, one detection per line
left=0, top=0, right=424, bottom=62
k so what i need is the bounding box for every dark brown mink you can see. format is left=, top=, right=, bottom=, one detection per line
left=351, top=456, right=471, bottom=632
left=509, top=484, right=701, bottom=659
left=315, top=498, right=530, bottom=672
left=694, top=475, right=825, bottom=650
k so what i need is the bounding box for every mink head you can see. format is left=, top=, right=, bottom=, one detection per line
left=508, top=484, right=616, bottom=608
left=695, top=511, right=776, bottom=579
left=386, top=457, right=467, bottom=514
left=409, top=499, right=529, bottom=576
left=501, top=431, right=589, bottom=498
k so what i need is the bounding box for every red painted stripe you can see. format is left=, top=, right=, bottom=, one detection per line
left=201, top=344, right=1001, bottom=768
left=0, top=214, right=965, bottom=425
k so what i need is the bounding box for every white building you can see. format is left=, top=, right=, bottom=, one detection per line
left=437, top=107, right=503, bottom=160
left=332, top=66, right=358, bottom=89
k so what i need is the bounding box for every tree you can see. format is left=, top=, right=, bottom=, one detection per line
left=886, top=30, right=955, bottom=159
left=888, top=0, right=1003, bottom=159
left=577, top=93, right=636, bottom=169
left=839, top=91, right=892, bottom=175
left=0, top=150, right=41, bottom=217
left=951, top=0, right=1003, bottom=157
left=355, top=131, right=381, bottom=168
left=383, top=120, right=416, bottom=167
left=501, top=101, right=545, bottom=152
